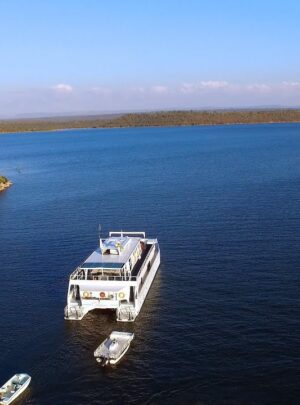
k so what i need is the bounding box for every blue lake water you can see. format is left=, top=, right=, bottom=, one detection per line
left=0, top=124, right=299, bottom=404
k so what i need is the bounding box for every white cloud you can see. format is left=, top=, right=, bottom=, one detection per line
left=244, top=84, right=271, bottom=92
left=180, top=81, right=229, bottom=94
left=2, top=80, right=300, bottom=118
left=53, top=83, right=73, bottom=93
left=151, top=85, right=168, bottom=94
left=281, top=81, right=300, bottom=89
left=91, top=86, right=112, bottom=95
left=180, top=83, right=196, bottom=94
left=128, top=86, right=146, bottom=94
left=199, top=80, right=229, bottom=89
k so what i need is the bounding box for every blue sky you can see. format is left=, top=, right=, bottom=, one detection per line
left=1, top=0, right=300, bottom=117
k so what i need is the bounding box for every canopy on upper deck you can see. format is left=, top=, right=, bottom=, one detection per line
left=80, top=236, right=141, bottom=270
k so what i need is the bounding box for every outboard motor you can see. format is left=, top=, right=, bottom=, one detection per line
left=96, top=356, right=109, bottom=366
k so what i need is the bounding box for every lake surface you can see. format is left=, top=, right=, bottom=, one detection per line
left=0, top=124, right=299, bottom=404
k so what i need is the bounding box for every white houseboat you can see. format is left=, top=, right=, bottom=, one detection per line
left=64, top=231, right=160, bottom=322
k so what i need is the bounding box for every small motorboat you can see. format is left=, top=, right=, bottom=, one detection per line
left=94, top=331, right=134, bottom=366
left=0, top=374, right=31, bottom=405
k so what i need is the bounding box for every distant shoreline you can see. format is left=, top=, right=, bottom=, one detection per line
left=1, top=120, right=300, bottom=136
left=1, top=109, right=300, bottom=134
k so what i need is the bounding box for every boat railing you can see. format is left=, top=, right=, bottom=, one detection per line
left=70, top=267, right=83, bottom=279
left=109, top=231, right=146, bottom=238
left=89, top=275, right=138, bottom=281
left=70, top=239, right=158, bottom=282
left=70, top=273, right=138, bottom=282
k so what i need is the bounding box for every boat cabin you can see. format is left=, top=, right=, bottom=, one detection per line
left=71, top=234, right=145, bottom=281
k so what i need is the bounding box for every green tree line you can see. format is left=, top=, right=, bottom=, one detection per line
left=1, top=109, right=300, bottom=133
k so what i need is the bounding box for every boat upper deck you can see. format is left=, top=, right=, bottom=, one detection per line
left=69, top=231, right=158, bottom=282
left=80, top=236, right=141, bottom=270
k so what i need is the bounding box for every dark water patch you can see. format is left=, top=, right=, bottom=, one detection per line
left=0, top=124, right=299, bottom=404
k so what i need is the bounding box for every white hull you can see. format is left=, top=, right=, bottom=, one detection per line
left=95, top=343, right=130, bottom=365
left=0, top=374, right=31, bottom=405
left=94, top=331, right=134, bottom=366
left=109, top=343, right=130, bottom=365
left=117, top=249, right=160, bottom=321
left=65, top=232, right=160, bottom=322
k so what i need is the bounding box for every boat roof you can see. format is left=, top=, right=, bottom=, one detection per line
left=80, top=236, right=140, bottom=269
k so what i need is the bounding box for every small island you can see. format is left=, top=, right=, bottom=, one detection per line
left=0, top=175, right=12, bottom=192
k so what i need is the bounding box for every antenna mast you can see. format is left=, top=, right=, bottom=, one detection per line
left=98, top=224, right=103, bottom=254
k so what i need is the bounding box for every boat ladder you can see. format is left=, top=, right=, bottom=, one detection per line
left=64, top=305, right=84, bottom=320
left=117, top=304, right=136, bottom=322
